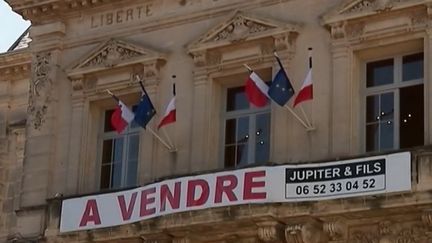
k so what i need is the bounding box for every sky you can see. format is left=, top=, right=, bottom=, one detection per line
left=0, top=1, right=31, bottom=53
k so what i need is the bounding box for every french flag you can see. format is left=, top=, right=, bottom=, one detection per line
left=158, top=84, right=176, bottom=129
left=111, top=100, right=135, bottom=134
left=245, top=71, right=269, bottom=107
left=293, top=49, right=314, bottom=107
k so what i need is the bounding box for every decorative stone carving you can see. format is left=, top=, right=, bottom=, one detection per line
left=350, top=232, right=375, bottom=243
left=330, top=22, right=346, bottom=40
left=172, top=237, right=190, bottom=243
left=190, top=51, right=207, bottom=67
left=28, top=52, right=52, bottom=130
left=70, top=77, right=83, bottom=91
left=422, top=210, right=432, bottom=228
left=346, top=22, right=364, bottom=39
left=285, top=221, right=327, bottom=243
left=68, top=39, right=166, bottom=77
left=323, top=220, right=346, bottom=241
left=257, top=223, right=284, bottom=242
left=377, top=220, right=397, bottom=243
left=187, top=11, right=300, bottom=62
left=338, top=0, right=409, bottom=15
left=82, top=39, right=141, bottom=68
left=211, top=15, right=273, bottom=42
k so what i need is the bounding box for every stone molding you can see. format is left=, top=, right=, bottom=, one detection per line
left=322, top=0, right=429, bottom=42
left=322, top=0, right=426, bottom=25
left=6, top=0, right=108, bottom=23
left=67, top=39, right=166, bottom=95
left=0, top=52, right=31, bottom=82
left=187, top=10, right=300, bottom=68
left=68, top=39, right=166, bottom=77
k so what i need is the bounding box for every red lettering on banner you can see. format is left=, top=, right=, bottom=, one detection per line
left=214, top=175, right=238, bottom=203
left=160, top=182, right=181, bottom=212
left=140, top=187, right=156, bottom=217
left=117, top=192, right=138, bottom=220
left=243, top=171, right=267, bottom=200
left=186, top=179, right=210, bottom=207
left=79, top=199, right=101, bottom=227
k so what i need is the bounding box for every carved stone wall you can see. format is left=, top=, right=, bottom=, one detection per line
left=28, top=52, right=52, bottom=130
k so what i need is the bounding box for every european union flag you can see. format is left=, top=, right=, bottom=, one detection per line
left=268, top=55, right=295, bottom=106
left=134, top=84, right=156, bottom=129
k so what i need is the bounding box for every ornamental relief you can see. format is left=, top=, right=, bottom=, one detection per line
left=348, top=220, right=432, bottom=243
left=341, top=0, right=405, bottom=14
left=210, top=15, right=274, bottom=42
left=28, top=52, right=52, bottom=130
left=81, top=40, right=142, bottom=68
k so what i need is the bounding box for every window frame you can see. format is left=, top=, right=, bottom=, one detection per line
left=96, top=106, right=142, bottom=191
left=220, top=84, right=271, bottom=168
left=361, top=51, right=425, bottom=152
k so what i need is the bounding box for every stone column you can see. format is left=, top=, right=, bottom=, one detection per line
left=190, top=67, right=212, bottom=172
left=67, top=77, right=85, bottom=194
left=330, top=40, right=352, bottom=156
left=19, top=22, right=67, bottom=238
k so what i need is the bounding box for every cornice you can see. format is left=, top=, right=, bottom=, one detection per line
left=0, top=50, right=31, bottom=81
left=321, top=0, right=431, bottom=26
left=6, top=0, right=123, bottom=22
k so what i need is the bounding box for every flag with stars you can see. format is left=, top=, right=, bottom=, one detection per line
left=134, top=85, right=156, bottom=129
left=267, top=54, right=295, bottom=106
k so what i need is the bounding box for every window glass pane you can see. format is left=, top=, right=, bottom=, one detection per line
left=111, top=138, right=124, bottom=189
left=380, top=92, right=394, bottom=121
left=366, top=124, right=379, bottom=152
left=126, top=160, right=138, bottom=187
left=366, top=95, right=379, bottom=123
left=100, top=164, right=111, bottom=190
left=403, top=53, right=423, bottom=81
left=100, top=139, right=113, bottom=189
left=236, top=144, right=249, bottom=167
left=255, top=113, right=270, bottom=163
left=225, top=119, right=236, bottom=144
left=128, top=135, right=139, bottom=161
left=367, top=59, right=393, bottom=87
left=112, top=162, right=122, bottom=189
left=380, top=121, right=394, bottom=150
left=226, top=86, right=249, bottom=111
left=104, top=109, right=115, bottom=132
left=237, top=117, right=249, bottom=143
left=101, top=139, right=113, bottom=165
left=400, top=84, right=424, bottom=148
left=224, top=146, right=236, bottom=168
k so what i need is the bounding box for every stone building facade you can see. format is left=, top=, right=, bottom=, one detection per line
left=1, top=0, right=432, bottom=242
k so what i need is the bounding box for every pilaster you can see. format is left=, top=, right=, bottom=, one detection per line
left=190, top=69, right=211, bottom=172
left=329, top=39, right=352, bottom=157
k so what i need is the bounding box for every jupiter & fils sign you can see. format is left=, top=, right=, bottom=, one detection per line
left=60, top=152, right=411, bottom=233
left=285, top=159, right=386, bottom=199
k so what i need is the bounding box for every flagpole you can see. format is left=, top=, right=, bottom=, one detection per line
left=161, top=77, right=176, bottom=150
left=147, top=126, right=173, bottom=150
left=134, top=75, right=174, bottom=151
left=299, top=48, right=313, bottom=128
left=270, top=54, right=311, bottom=130
left=283, top=104, right=310, bottom=129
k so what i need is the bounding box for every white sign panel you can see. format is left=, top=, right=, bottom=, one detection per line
left=60, top=152, right=411, bottom=233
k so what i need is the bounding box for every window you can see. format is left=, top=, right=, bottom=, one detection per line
left=365, top=52, right=424, bottom=152
left=223, top=86, right=270, bottom=167
left=99, top=108, right=140, bottom=190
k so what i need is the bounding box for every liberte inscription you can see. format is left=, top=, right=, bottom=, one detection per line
left=90, top=4, right=154, bottom=29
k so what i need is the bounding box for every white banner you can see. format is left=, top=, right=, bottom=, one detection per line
left=60, top=152, right=411, bottom=232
